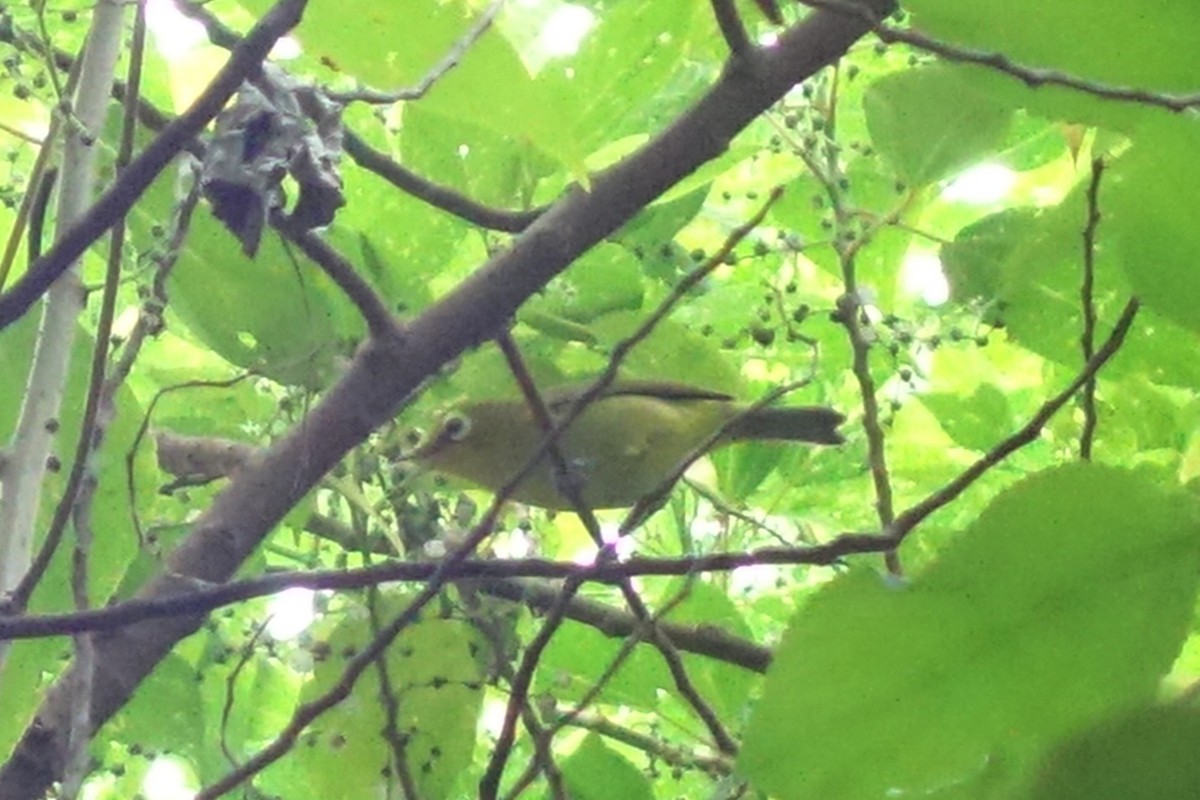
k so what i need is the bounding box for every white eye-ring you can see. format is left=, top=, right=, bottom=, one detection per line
left=441, top=413, right=472, bottom=442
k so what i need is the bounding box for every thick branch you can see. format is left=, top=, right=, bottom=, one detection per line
left=0, top=2, right=893, bottom=795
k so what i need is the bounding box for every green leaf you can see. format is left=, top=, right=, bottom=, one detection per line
left=1024, top=705, right=1200, bottom=800
left=906, top=0, right=1200, bottom=130
left=399, top=104, right=554, bottom=211
left=537, top=619, right=670, bottom=711
left=659, top=579, right=756, bottom=721
left=943, top=172, right=1200, bottom=390
left=543, top=0, right=709, bottom=152
left=920, top=383, right=1012, bottom=452
left=614, top=184, right=711, bottom=284
left=242, top=0, right=581, bottom=167
left=1109, top=117, right=1200, bottom=338
left=109, top=655, right=205, bottom=762
left=864, top=65, right=1012, bottom=187
left=556, top=733, right=655, bottom=800
left=940, top=207, right=1042, bottom=305
left=299, top=606, right=485, bottom=800
left=713, top=440, right=787, bottom=500
left=739, top=463, right=1200, bottom=800
left=520, top=243, right=646, bottom=329
left=166, top=218, right=356, bottom=388
left=589, top=316, right=741, bottom=395
left=194, top=653, right=299, bottom=782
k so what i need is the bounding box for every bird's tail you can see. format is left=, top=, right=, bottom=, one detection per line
left=724, top=406, right=846, bottom=445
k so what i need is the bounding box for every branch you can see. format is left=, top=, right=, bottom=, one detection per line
left=880, top=25, right=1200, bottom=112
left=886, top=298, right=1140, bottom=541
left=0, top=0, right=309, bottom=329
left=344, top=132, right=545, bottom=232
left=175, top=0, right=545, bottom=233
left=803, top=0, right=1200, bottom=113
left=1079, top=158, right=1105, bottom=460
left=480, top=577, right=584, bottom=799
left=273, top=214, right=397, bottom=337
left=327, top=0, right=505, bottom=104
left=0, top=2, right=893, bottom=795
left=711, top=0, right=752, bottom=56
left=559, top=711, right=732, bottom=776
left=0, top=536, right=888, bottom=644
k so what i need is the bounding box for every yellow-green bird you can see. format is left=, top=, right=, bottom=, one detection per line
left=414, top=380, right=844, bottom=510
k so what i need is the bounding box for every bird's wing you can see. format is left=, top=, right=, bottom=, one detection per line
left=544, top=379, right=734, bottom=412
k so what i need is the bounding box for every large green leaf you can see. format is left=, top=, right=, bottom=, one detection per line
left=556, top=733, right=654, bottom=800
left=536, top=617, right=671, bottom=712
left=920, top=383, right=1013, bottom=452
left=298, top=603, right=485, bottom=800
left=739, top=463, right=1200, bottom=799
left=658, top=578, right=756, bottom=721
left=108, top=655, right=205, bottom=763
left=906, top=0, right=1200, bottom=130
left=1108, top=117, right=1200, bottom=338
left=864, top=65, right=1012, bottom=188
left=242, top=0, right=578, bottom=166
left=540, top=0, right=710, bottom=152
left=1023, top=705, right=1200, bottom=800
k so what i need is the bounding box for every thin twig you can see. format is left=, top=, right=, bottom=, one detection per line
left=345, top=133, right=545, bottom=232
left=0, top=536, right=890, bottom=643
left=560, top=712, right=732, bottom=776
left=219, top=617, right=271, bottom=767
left=1079, top=158, right=1105, bottom=460
left=115, top=173, right=205, bottom=541
left=0, top=151, right=56, bottom=290
left=545, top=584, right=696, bottom=739
left=499, top=584, right=702, bottom=799
left=194, top=471, right=519, bottom=798
left=492, top=337, right=737, bottom=758
left=364, top=584, right=420, bottom=799
left=710, top=0, right=752, bottom=56
left=808, top=65, right=900, bottom=573
left=0, top=0, right=310, bottom=329
left=122, top=372, right=256, bottom=548
left=479, top=577, right=584, bottom=799
left=801, top=0, right=1200, bottom=113
left=328, top=0, right=506, bottom=104
left=466, top=597, right=567, bottom=800
left=31, top=0, right=67, bottom=105
left=273, top=215, right=397, bottom=338
left=887, top=298, right=1140, bottom=541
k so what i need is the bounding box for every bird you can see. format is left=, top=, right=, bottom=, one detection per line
left=413, top=379, right=844, bottom=510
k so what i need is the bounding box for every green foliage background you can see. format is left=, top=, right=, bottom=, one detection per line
left=0, top=0, right=1198, bottom=798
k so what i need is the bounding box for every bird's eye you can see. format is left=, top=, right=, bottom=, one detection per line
left=441, top=413, right=471, bottom=442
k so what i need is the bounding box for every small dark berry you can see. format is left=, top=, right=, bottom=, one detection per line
left=751, top=325, right=775, bottom=346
